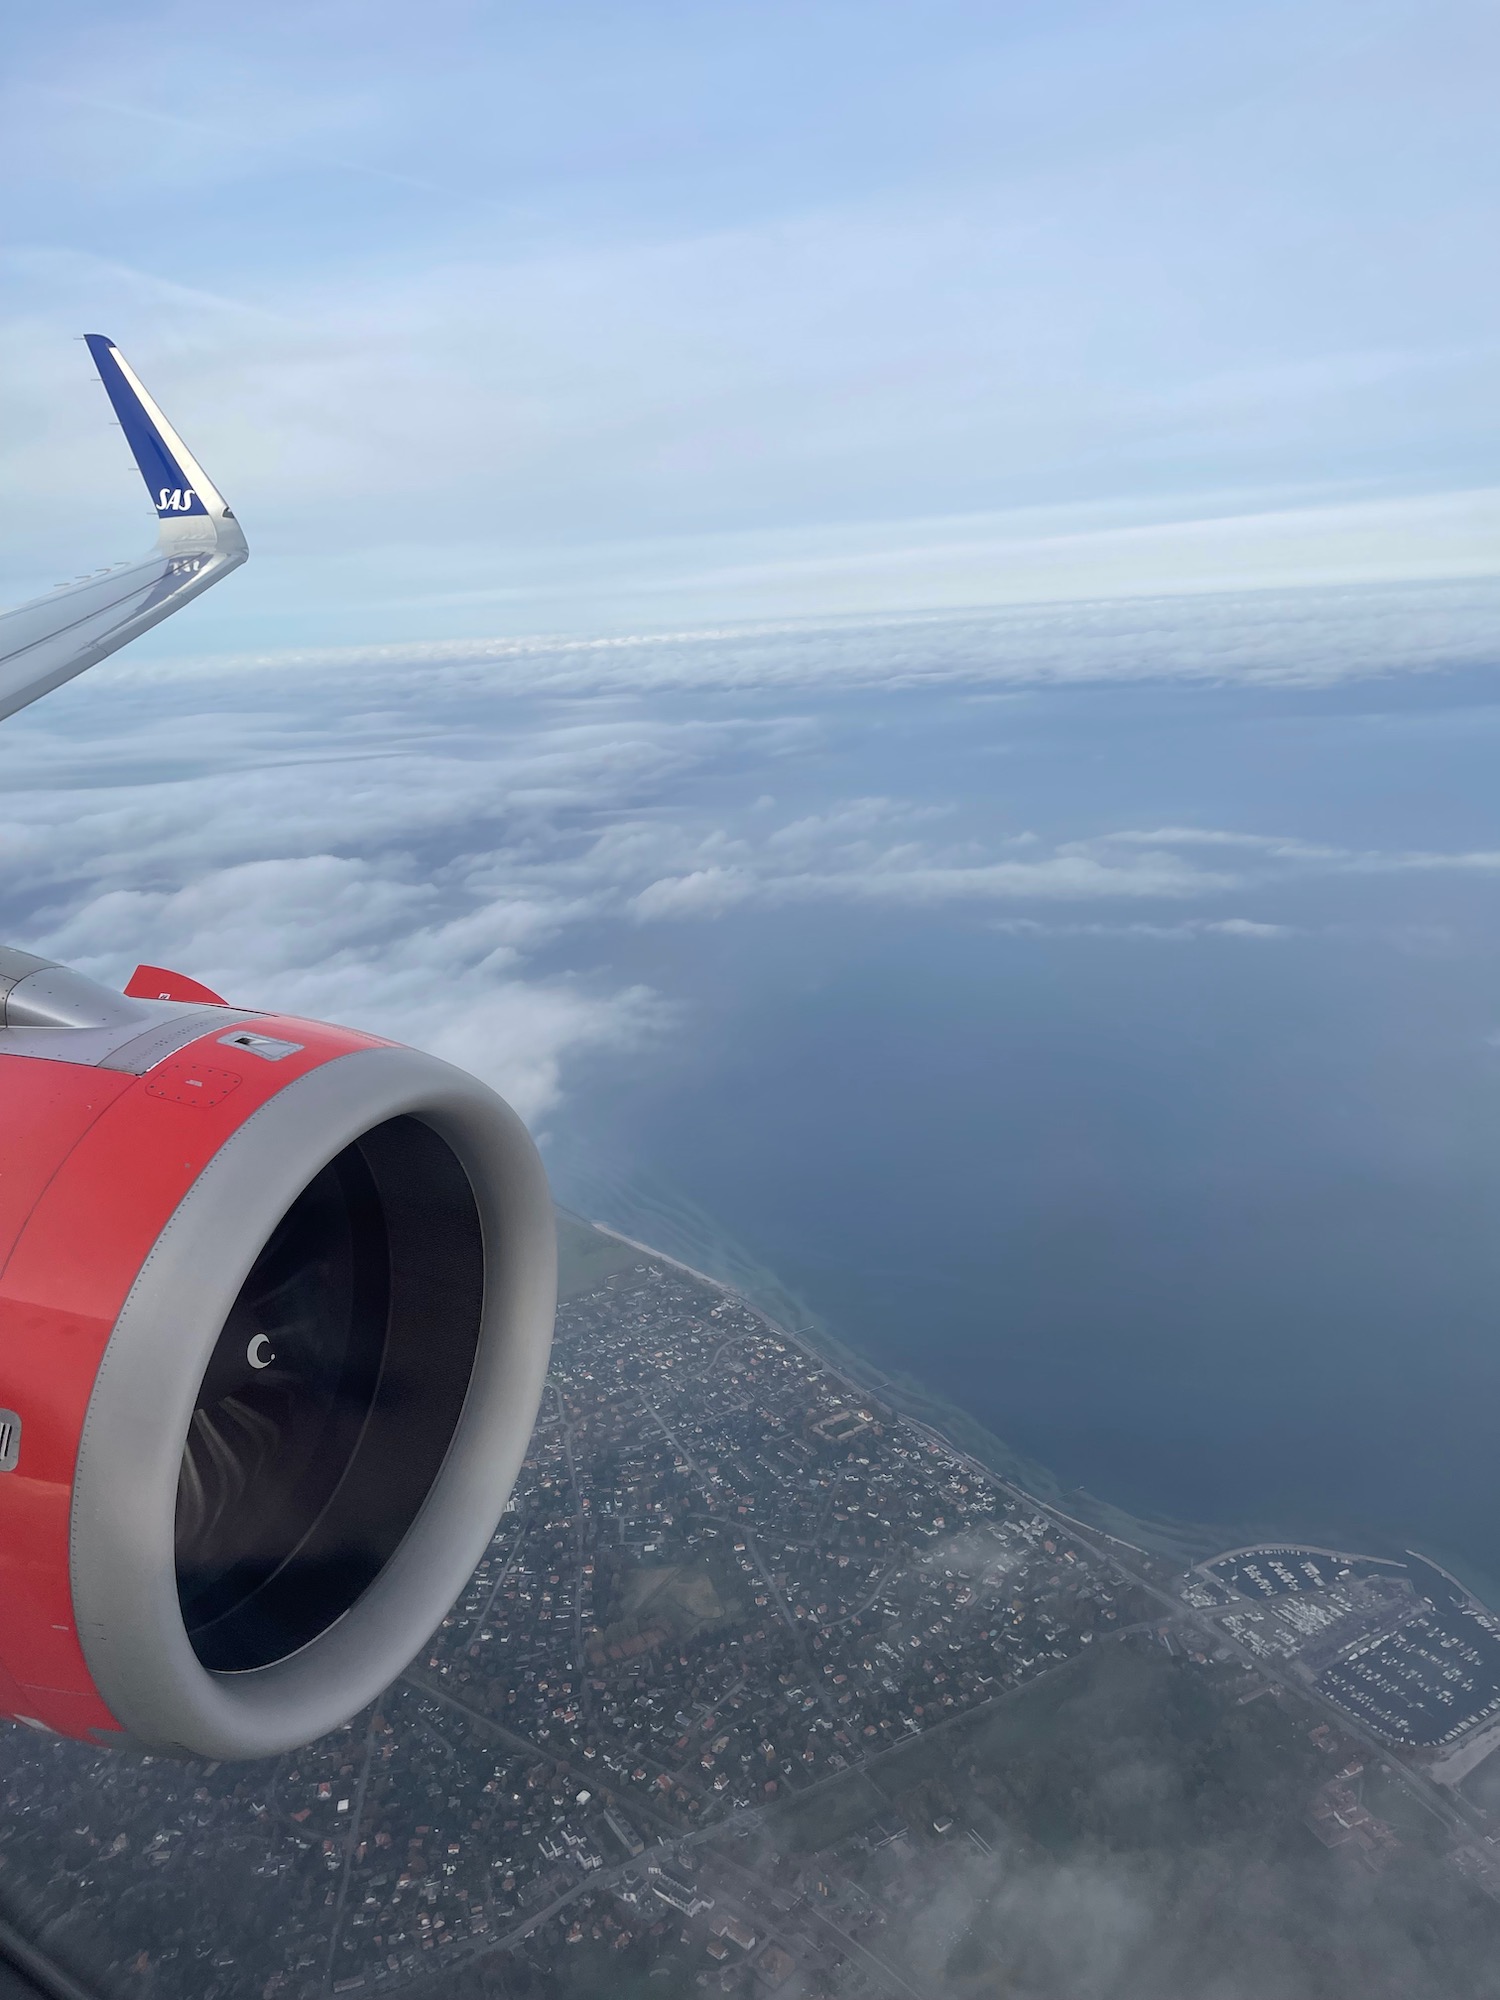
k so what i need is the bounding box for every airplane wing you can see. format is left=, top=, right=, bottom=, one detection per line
left=0, top=335, right=248, bottom=725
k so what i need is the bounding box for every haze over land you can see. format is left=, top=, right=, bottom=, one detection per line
left=9, top=1243, right=1500, bottom=2000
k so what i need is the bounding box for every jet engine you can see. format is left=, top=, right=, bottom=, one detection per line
left=0, top=950, right=556, bottom=1761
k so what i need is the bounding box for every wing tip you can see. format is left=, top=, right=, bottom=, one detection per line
left=83, top=335, right=231, bottom=529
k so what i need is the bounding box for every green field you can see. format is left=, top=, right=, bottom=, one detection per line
left=555, top=1209, right=641, bottom=1301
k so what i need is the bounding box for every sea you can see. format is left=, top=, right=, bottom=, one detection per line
left=543, top=632, right=1500, bottom=1603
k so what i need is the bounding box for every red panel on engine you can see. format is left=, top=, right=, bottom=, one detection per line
left=0, top=1012, right=394, bottom=1733
left=0, top=1064, right=132, bottom=1277
left=143, top=1059, right=243, bottom=1109
left=124, top=963, right=228, bottom=1006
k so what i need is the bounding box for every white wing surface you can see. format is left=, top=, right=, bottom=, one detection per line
left=0, top=337, right=247, bottom=725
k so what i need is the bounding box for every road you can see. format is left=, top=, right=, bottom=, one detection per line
left=401, top=1670, right=689, bottom=1841
left=633, top=1386, right=845, bottom=1727
left=549, top=1386, right=593, bottom=1721
left=396, top=1621, right=1168, bottom=1998
left=322, top=1709, right=382, bottom=1994
left=871, top=1410, right=1485, bottom=1849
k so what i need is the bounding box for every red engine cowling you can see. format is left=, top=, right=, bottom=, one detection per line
left=0, top=950, right=555, bottom=1760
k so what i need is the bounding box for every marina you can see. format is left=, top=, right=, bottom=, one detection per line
left=1189, top=1544, right=1500, bottom=1751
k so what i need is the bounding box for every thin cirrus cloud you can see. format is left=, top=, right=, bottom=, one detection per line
left=627, top=848, right=1231, bottom=923
left=3, top=1, right=1500, bottom=641
left=4, top=0, right=1500, bottom=1118
left=1101, top=827, right=1500, bottom=874
left=43, top=573, right=1500, bottom=712
left=992, top=917, right=1297, bottom=940
left=623, top=818, right=1500, bottom=928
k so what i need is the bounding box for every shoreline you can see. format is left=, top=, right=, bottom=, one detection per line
left=583, top=1215, right=1500, bottom=1770
left=582, top=1215, right=1500, bottom=1611
left=587, top=1218, right=1202, bottom=1565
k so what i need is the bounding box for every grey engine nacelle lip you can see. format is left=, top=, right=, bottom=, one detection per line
left=69, top=1045, right=557, bottom=1760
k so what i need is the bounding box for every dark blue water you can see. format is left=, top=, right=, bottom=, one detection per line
left=548, top=667, right=1500, bottom=1594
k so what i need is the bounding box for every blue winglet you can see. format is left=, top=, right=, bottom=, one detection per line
left=84, top=333, right=218, bottom=520
left=0, top=340, right=246, bottom=726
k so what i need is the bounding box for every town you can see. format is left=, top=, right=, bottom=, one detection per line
left=5, top=1233, right=1500, bottom=1999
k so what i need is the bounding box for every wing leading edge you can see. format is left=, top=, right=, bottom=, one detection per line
left=0, top=338, right=247, bottom=725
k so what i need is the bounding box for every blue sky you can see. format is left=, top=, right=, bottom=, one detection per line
left=4, top=0, right=1500, bottom=644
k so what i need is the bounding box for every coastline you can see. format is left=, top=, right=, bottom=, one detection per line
left=581, top=1216, right=1222, bottom=1567
left=569, top=1210, right=1500, bottom=1780
left=572, top=1210, right=1500, bottom=1612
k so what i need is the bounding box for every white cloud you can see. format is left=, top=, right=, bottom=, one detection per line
left=6, top=608, right=1495, bottom=1128
left=1, top=697, right=734, bottom=1121
left=372, top=980, right=665, bottom=1129
left=1104, top=824, right=1500, bottom=877
left=63, top=573, right=1500, bottom=710
left=28, top=850, right=663, bottom=1123
left=630, top=867, right=762, bottom=922
left=1203, top=917, right=1293, bottom=938
left=992, top=916, right=1295, bottom=940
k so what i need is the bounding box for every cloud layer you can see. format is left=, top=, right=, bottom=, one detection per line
left=43, top=572, right=1500, bottom=705
left=6, top=600, right=1499, bottom=1126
